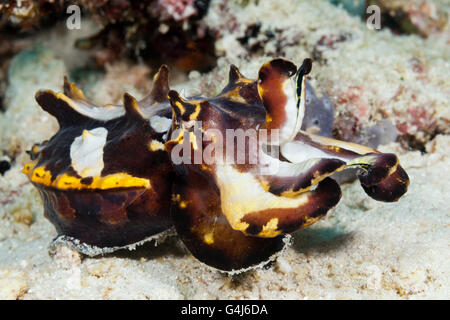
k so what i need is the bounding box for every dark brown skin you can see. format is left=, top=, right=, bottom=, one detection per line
left=165, top=66, right=292, bottom=271
left=292, top=132, right=410, bottom=203
left=166, top=58, right=409, bottom=272
left=262, top=158, right=344, bottom=196
left=360, top=165, right=409, bottom=202
left=241, top=178, right=341, bottom=235
left=38, top=186, right=171, bottom=248
left=166, top=61, right=340, bottom=271
left=25, top=66, right=175, bottom=250
left=257, top=59, right=297, bottom=131
left=171, top=171, right=286, bottom=272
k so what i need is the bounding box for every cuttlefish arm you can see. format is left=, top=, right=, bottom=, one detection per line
left=256, top=57, right=409, bottom=203
left=279, top=131, right=410, bottom=202
left=215, top=160, right=342, bottom=237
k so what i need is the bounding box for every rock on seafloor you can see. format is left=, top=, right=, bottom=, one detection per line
left=0, top=269, right=28, bottom=299
left=369, top=0, right=448, bottom=37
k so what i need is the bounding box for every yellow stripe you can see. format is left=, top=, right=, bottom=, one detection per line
left=23, top=163, right=150, bottom=190
left=189, top=104, right=202, bottom=120
left=257, top=218, right=281, bottom=237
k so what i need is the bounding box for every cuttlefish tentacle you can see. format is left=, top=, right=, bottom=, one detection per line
left=257, top=155, right=346, bottom=197
left=279, top=131, right=409, bottom=202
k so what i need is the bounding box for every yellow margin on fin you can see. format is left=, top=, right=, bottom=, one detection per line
left=23, top=162, right=151, bottom=190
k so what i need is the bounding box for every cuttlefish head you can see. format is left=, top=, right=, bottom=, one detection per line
left=166, top=58, right=409, bottom=272
left=22, top=66, right=175, bottom=251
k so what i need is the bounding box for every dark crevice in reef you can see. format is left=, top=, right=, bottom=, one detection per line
left=398, top=129, right=441, bottom=154
left=0, top=1, right=217, bottom=74
left=238, top=23, right=262, bottom=47
left=0, top=158, right=11, bottom=175
left=0, top=1, right=66, bottom=32
left=76, top=24, right=217, bottom=74
left=195, top=0, right=211, bottom=19
left=238, top=23, right=308, bottom=58
left=72, top=0, right=217, bottom=73
left=371, top=12, right=409, bottom=36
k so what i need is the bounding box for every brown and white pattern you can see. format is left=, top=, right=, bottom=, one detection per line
left=23, top=58, right=409, bottom=272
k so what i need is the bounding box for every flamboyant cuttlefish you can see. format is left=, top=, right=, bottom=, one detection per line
left=23, top=58, right=409, bottom=272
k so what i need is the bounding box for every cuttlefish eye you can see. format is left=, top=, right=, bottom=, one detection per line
left=22, top=66, right=175, bottom=254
